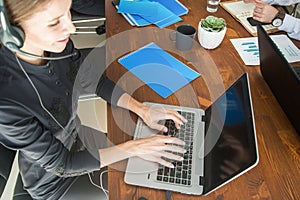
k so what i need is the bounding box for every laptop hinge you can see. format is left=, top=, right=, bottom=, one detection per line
left=201, top=115, right=206, bottom=122
left=199, top=176, right=204, bottom=186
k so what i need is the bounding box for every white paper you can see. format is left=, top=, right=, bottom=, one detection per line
left=230, top=35, right=300, bottom=65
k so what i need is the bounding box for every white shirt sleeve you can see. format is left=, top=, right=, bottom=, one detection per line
left=279, top=14, right=300, bottom=40
left=264, top=0, right=300, bottom=5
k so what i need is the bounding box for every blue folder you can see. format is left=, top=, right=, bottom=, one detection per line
left=118, top=43, right=200, bottom=98
left=150, top=0, right=188, bottom=16
left=116, top=0, right=188, bottom=28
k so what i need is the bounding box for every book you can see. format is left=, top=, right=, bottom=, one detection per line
left=220, top=0, right=278, bottom=36
left=118, top=42, right=200, bottom=98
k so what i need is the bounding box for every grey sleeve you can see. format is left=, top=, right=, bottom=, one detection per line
left=72, top=46, right=126, bottom=106
left=0, top=100, right=100, bottom=177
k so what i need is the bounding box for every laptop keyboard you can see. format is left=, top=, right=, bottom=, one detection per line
left=156, top=111, right=194, bottom=186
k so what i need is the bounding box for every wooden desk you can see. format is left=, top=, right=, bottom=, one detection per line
left=105, top=0, right=300, bottom=199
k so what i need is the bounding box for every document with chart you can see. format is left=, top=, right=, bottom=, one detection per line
left=230, top=35, right=300, bottom=65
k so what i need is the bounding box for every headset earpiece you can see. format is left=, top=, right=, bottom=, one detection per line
left=0, top=3, right=25, bottom=50
left=0, top=0, right=76, bottom=60
left=4, top=25, right=25, bottom=51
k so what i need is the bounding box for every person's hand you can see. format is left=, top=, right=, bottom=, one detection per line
left=99, top=134, right=186, bottom=168
left=138, top=104, right=187, bottom=132
left=243, top=0, right=255, bottom=3
left=116, top=94, right=187, bottom=132
left=127, top=134, right=186, bottom=168
left=253, top=0, right=279, bottom=23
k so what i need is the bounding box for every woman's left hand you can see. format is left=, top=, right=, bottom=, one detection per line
left=137, top=104, right=187, bottom=132
left=253, top=0, right=279, bottom=23
left=117, top=93, right=187, bottom=132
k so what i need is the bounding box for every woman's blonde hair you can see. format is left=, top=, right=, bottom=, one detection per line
left=0, top=0, right=49, bottom=46
left=4, top=0, right=49, bottom=26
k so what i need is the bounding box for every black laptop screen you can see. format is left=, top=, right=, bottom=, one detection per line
left=257, top=24, right=300, bottom=134
left=203, top=73, right=258, bottom=194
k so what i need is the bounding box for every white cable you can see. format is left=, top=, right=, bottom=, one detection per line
left=99, top=169, right=109, bottom=193
left=15, top=54, right=121, bottom=200
left=87, top=169, right=122, bottom=200
left=15, top=54, right=66, bottom=131
left=14, top=54, right=112, bottom=199
left=88, top=172, right=109, bottom=200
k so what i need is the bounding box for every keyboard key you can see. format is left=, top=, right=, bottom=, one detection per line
left=155, top=112, right=195, bottom=186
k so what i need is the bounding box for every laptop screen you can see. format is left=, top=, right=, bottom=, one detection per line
left=203, top=73, right=258, bottom=194
left=257, top=24, right=300, bottom=134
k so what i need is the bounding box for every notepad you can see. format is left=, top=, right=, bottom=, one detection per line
left=118, top=43, right=200, bottom=98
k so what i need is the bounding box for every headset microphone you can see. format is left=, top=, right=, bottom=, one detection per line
left=7, top=42, right=77, bottom=60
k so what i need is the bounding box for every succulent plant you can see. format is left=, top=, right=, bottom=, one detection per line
left=201, top=16, right=226, bottom=32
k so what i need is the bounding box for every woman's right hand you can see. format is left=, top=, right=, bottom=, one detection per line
left=126, top=134, right=186, bottom=168
left=243, top=0, right=255, bottom=3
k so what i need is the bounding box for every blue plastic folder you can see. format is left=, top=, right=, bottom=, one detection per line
left=115, top=0, right=188, bottom=28
left=118, top=43, right=200, bottom=98
left=112, top=2, right=152, bottom=26
left=118, top=0, right=182, bottom=28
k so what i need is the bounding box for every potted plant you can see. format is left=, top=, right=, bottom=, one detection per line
left=198, top=15, right=227, bottom=49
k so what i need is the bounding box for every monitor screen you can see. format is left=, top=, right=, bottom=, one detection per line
left=203, top=73, right=258, bottom=194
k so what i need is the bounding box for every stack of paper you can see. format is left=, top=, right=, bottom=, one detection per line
left=112, top=0, right=188, bottom=28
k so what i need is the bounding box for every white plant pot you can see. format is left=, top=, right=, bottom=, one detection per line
left=198, top=23, right=227, bottom=49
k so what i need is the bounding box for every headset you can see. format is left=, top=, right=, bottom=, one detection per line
left=0, top=0, right=76, bottom=60
left=1, top=2, right=109, bottom=197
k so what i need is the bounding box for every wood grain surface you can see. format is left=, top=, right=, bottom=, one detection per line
left=105, top=0, right=300, bottom=199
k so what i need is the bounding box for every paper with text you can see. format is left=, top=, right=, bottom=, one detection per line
left=230, top=35, right=300, bottom=65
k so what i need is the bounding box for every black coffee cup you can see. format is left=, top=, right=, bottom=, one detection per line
left=170, top=24, right=196, bottom=51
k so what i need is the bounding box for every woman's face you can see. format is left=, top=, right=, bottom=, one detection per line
left=20, top=0, right=75, bottom=56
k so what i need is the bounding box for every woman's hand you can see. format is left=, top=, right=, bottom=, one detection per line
left=126, top=134, right=186, bottom=168
left=137, top=104, right=187, bottom=132
left=243, top=0, right=255, bottom=3
left=117, top=93, right=187, bottom=132
left=99, top=134, right=186, bottom=168
left=253, top=0, right=279, bottom=23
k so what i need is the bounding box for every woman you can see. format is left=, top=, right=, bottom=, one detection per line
left=0, top=0, right=187, bottom=199
left=244, top=0, right=300, bottom=40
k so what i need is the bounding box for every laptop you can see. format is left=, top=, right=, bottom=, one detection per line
left=257, top=24, right=300, bottom=134
left=124, top=73, right=259, bottom=195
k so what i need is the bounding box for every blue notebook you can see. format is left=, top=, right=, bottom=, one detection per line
left=118, top=43, right=200, bottom=98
